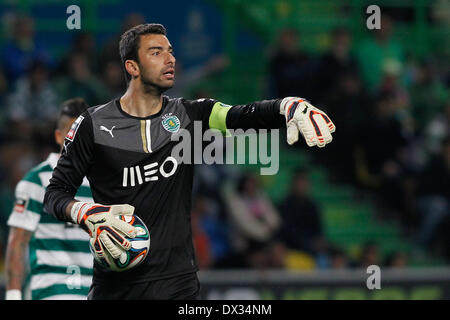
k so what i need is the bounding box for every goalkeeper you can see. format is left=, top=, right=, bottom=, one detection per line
left=44, top=23, right=335, bottom=300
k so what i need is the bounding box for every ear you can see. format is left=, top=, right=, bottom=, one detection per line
left=55, top=129, right=63, bottom=147
left=125, top=60, right=139, bottom=79
left=54, top=129, right=61, bottom=145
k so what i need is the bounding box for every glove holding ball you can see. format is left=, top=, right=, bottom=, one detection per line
left=70, top=202, right=137, bottom=260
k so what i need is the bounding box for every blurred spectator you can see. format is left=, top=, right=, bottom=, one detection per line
left=193, top=163, right=241, bottom=217
left=410, top=59, right=449, bottom=132
left=98, top=14, right=146, bottom=99
left=166, top=55, right=229, bottom=98
left=268, top=28, right=312, bottom=98
left=266, top=241, right=287, bottom=269
left=54, top=53, right=109, bottom=106
left=358, top=242, right=381, bottom=268
left=354, top=93, right=415, bottom=225
left=313, top=28, right=359, bottom=104
left=191, top=195, right=214, bottom=270
left=355, top=14, right=405, bottom=91
left=191, top=193, right=231, bottom=269
left=328, top=247, right=352, bottom=269
left=57, top=32, right=98, bottom=76
left=421, top=100, right=450, bottom=159
left=0, top=65, right=7, bottom=98
left=277, top=168, right=325, bottom=255
left=1, top=15, right=52, bottom=85
left=377, top=59, right=415, bottom=142
left=101, top=60, right=127, bottom=99
left=378, top=62, right=411, bottom=111
left=222, top=173, right=281, bottom=264
left=100, top=13, right=146, bottom=65
left=431, top=0, right=450, bottom=25
left=0, top=66, right=7, bottom=132
left=0, top=142, right=36, bottom=254
left=5, top=59, right=59, bottom=154
left=439, top=215, right=450, bottom=262
left=384, top=251, right=408, bottom=268
left=267, top=242, right=317, bottom=270
left=6, top=60, right=59, bottom=124
left=314, top=29, right=369, bottom=182
left=415, top=136, right=450, bottom=251
left=322, top=70, right=369, bottom=183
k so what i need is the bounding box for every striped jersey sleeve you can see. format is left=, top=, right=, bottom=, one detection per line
left=7, top=164, right=50, bottom=232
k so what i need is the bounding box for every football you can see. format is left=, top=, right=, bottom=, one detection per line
left=90, top=215, right=150, bottom=272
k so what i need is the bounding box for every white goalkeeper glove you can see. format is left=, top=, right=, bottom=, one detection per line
left=71, top=202, right=137, bottom=259
left=280, top=97, right=336, bottom=147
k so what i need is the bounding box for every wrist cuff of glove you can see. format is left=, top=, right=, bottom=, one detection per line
left=70, top=201, right=89, bottom=224
left=6, top=290, right=22, bottom=300
left=280, top=97, right=304, bottom=115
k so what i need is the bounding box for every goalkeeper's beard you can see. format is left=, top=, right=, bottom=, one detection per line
left=139, top=65, right=174, bottom=95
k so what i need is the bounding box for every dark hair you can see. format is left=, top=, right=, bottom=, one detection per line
left=57, top=98, right=89, bottom=129
left=119, top=23, right=167, bottom=82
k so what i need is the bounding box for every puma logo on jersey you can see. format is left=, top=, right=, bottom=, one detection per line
left=100, top=125, right=115, bottom=138
left=122, top=156, right=178, bottom=187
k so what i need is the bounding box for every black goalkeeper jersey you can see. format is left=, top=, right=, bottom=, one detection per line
left=44, top=95, right=284, bottom=284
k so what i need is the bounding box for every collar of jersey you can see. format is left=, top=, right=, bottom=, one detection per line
left=115, top=96, right=169, bottom=120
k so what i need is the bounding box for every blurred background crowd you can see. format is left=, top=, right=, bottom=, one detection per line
left=0, top=0, right=449, bottom=274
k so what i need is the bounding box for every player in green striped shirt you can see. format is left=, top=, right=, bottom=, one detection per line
left=5, top=98, right=94, bottom=300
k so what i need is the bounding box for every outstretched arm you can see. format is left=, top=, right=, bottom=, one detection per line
left=278, top=97, right=335, bottom=147
left=186, top=97, right=336, bottom=148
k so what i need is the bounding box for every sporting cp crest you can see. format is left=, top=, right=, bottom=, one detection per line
left=161, top=113, right=180, bottom=133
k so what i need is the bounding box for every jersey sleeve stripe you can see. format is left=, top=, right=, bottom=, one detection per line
left=31, top=284, right=90, bottom=300
left=33, top=239, right=91, bottom=253
left=7, top=209, right=41, bottom=231
left=22, top=168, right=47, bottom=185
left=41, top=294, right=89, bottom=300
left=15, top=180, right=45, bottom=203
left=34, top=224, right=89, bottom=241
left=27, top=198, right=44, bottom=214
left=39, top=171, right=54, bottom=188
left=30, top=273, right=92, bottom=291
left=36, top=250, right=93, bottom=269
left=39, top=213, right=66, bottom=224
left=32, top=264, right=93, bottom=276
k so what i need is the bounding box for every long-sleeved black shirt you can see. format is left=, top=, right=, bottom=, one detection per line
left=44, top=96, right=284, bottom=284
